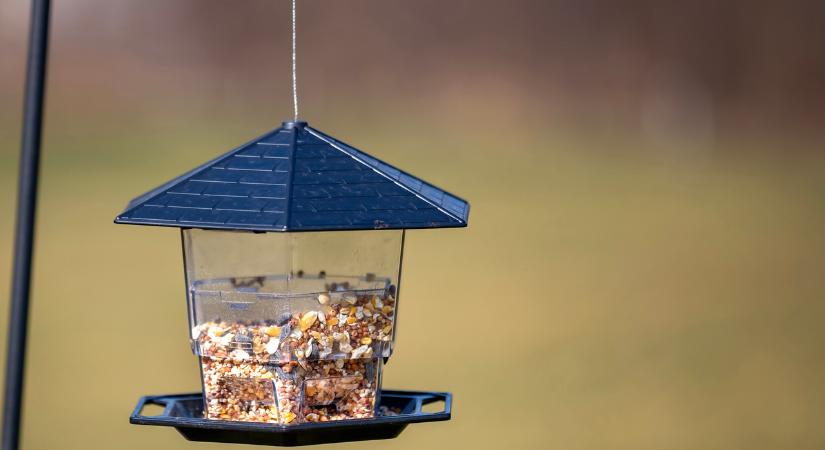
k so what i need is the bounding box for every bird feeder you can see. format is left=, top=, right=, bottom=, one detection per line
left=115, top=121, right=468, bottom=445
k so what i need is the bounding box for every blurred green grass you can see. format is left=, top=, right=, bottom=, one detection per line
left=1, top=116, right=825, bottom=450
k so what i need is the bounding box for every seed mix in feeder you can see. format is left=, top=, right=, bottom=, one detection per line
left=194, top=290, right=396, bottom=423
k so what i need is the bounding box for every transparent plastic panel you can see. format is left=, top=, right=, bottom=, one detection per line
left=182, top=229, right=402, bottom=424
left=184, top=229, right=292, bottom=286
left=200, top=356, right=382, bottom=424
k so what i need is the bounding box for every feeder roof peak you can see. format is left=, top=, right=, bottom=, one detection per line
left=114, top=122, right=469, bottom=232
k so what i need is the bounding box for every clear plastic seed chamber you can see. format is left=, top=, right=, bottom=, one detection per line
left=185, top=228, right=403, bottom=424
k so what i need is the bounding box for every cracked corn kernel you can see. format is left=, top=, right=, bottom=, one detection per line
left=299, top=311, right=318, bottom=331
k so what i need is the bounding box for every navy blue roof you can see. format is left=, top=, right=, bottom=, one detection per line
left=114, top=121, right=469, bottom=232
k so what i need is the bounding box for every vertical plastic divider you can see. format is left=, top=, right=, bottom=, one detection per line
left=181, top=229, right=208, bottom=418
left=391, top=230, right=406, bottom=352
left=374, top=357, right=384, bottom=416
left=289, top=232, right=298, bottom=423
left=181, top=229, right=196, bottom=346
left=271, top=230, right=297, bottom=424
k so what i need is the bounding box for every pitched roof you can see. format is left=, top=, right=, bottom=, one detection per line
left=114, top=121, right=470, bottom=232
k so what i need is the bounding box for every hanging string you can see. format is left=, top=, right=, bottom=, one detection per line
left=291, top=0, right=299, bottom=121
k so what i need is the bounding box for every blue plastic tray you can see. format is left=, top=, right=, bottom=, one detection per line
left=130, top=390, right=452, bottom=446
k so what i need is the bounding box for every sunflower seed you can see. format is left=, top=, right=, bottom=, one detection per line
left=279, top=324, right=292, bottom=341
left=351, top=345, right=370, bottom=359
left=274, top=312, right=292, bottom=326
left=265, top=338, right=280, bottom=354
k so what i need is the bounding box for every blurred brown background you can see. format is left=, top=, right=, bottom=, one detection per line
left=1, top=1, right=825, bottom=449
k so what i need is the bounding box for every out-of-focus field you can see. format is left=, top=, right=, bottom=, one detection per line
left=3, top=1, right=825, bottom=449
left=0, top=116, right=824, bottom=450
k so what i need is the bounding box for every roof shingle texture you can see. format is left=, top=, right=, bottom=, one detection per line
left=114, top=122, right=469, bottom=232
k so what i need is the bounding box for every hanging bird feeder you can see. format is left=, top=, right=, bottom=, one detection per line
left=115, top=120, right=469, bottom=445
left=114, top=1, right=468, bottom=445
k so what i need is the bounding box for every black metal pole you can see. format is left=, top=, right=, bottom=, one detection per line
left=3, top=0, right=51, bottom=449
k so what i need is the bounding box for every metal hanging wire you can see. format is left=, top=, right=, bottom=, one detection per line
left=291, top=0, right=299, bottom=121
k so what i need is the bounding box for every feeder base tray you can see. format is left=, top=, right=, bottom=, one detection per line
left=130, top=390, right=451, bottom=446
